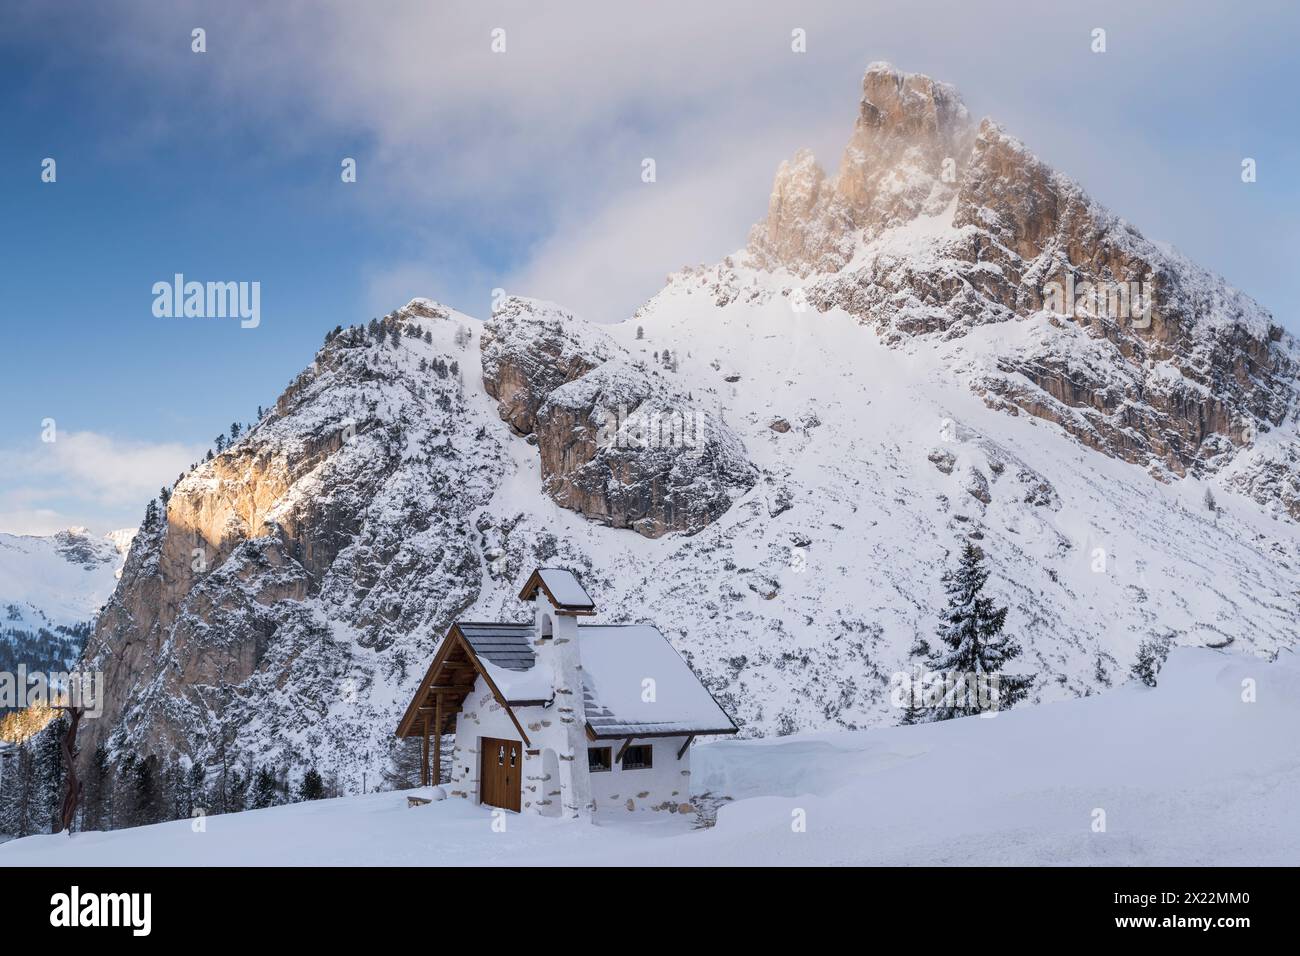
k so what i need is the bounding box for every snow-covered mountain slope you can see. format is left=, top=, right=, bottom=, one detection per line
left=8, top=649, right=1297, bottom=865
left=0, top=527, right=130, bottom=633
left=75, top=65, right=1299, bottom=792
left=0, top=528, right=132, bottom=688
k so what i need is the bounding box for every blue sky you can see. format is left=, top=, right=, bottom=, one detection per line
left=1, top=0, right=1296, bottom=534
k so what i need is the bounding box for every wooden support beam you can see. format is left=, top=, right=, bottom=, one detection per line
left=676, top=735, right=695, bottom=760
left=433, top=693, right=444, bottom=786
left=421, top=712, right=430, bottom=787
left=615, top=737, right=635, bottom=762
left=417, top=695, right=470, bottom=713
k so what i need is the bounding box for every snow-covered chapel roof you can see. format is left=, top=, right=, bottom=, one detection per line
left=578, top=625, right=737, bottom=738
left=396, top=569, right=737, bottom=742
left=518, top=568, right=596, bottom=614
left=454, top=621, right=734, bottom=736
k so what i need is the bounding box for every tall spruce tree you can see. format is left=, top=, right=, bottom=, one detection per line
left=0, top=741, right=37, bottom=837
left=251, top=766, right=277, bottom=809
left=898, top=634, right=931, bottom=726
left=131, top=755, right=160, bottom=826
left=186, top=762, right=206, bottom=816
left=298, top=768, right=325, bottom=801
left=228, top=768, right=249, bottom=812
left=82, top=743, right=112, bottom=831
left=38, top=715, right=68, bottom=832
left=927, top=541, right=1033, bottom=719
left=162, top=759, right=184, bottom=821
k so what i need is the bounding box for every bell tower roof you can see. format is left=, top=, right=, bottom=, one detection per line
left=519, top=568, right=596, bottom=615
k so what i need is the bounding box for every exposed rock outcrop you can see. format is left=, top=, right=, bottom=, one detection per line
left=480, top=297, right=603, bottom=435
left=482, top=297, right=756, bottom=537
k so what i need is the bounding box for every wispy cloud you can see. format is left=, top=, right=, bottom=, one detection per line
left=28, top=0, right=1281, bottom=324
left=0, top=431, right=205, bottom=535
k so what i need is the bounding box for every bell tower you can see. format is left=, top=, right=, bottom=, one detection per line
left=519, top=569, right=597, bottom=819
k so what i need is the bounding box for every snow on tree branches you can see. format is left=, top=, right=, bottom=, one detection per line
left=925, top=541, right=1033, bottom=719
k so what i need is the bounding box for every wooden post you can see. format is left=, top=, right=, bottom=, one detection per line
left=433, top=693, right=444, bottom=786
left=421, top=712, right=430, bottom=787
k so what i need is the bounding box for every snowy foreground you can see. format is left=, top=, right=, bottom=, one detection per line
left=5, top=648, right=1297, bottom=866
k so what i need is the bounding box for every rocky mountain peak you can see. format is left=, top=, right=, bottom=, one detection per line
left=738, top=63, right=1298, bottom=519
left=748, top=64, right=975, bottom=275
left=839, top=62, right=973, bottom=210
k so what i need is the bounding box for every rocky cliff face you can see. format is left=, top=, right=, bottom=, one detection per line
left=481, top=297, right=756, bottom=537
left=83, top=305, right=505, bottom=767
left=744, top=63, right=1297, bottom=513
left=74, top=65, right=1300, bottom=794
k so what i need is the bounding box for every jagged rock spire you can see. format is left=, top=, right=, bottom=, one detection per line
left=748, top=62, right=974, bottom=275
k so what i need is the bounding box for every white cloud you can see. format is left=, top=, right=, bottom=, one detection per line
left=0, top=431, right=206, bottom=536
left=12, top=0, right=1293, bottom=323
left=0, top=509, right=77, bottom=538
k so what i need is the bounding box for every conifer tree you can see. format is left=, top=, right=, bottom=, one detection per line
left=927, top=541, right=1032, bottom=719
left=298, top=768, right=325, bottom=801
left=0, top=741, right=37, bottom=837
left=115, top=751, right=136, bottom=823
left=135, top=755, right=161, bottom=826
left=1130, top=635, right=1173, bottom=687
left=898, top=634, right=930, bottom=726
left=38, top=714, right=68, bottom=831
left=82, top=743, right=112, bottom=831
left=186, top=762, right=206, bottom=816
left=898, top=685, right=926, bottom=726
left=251, top=765, right=277, bottom=809
left=163, top=759, right=185, bottom=820
left=229, top=768, right=249, bottom=811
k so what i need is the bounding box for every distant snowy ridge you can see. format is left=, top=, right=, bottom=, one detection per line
left=0, top=528, right=127, bottom=633
left=0, top=528, right=130, bottom=694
